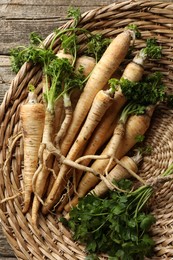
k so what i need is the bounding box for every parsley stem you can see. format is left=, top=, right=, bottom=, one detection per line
left=91, top=219, right=108, bottom=233
left=134, top=186, right=153, bottom=217
left=162, top=162, right=173, bottom=176
left=49, top=27, right=92, bottom=51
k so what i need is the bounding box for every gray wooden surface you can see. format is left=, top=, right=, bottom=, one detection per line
left=0, top=0, right=117, bottom=259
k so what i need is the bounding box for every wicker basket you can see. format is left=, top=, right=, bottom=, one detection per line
left=1, top=0, right=173, bottom=259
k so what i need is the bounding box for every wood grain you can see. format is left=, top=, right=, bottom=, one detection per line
left=0, top=0, right=116, bottom=106
left=0, top=1, right=116, bottom=258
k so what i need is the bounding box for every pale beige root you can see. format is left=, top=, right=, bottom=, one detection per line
left=103, top=57, right=145, bottom=174
left=69, top=55, right=96, bottom=111
left=41, top=110, right=55, bottom=144
left=54, top=50, right=74, bottom=134
left=56, top=154, right=110, bottom=212
left=55, top=93, right=73, bottom=148
left=78, top=90, right=126, bottom=170
left=20, top=93, right=45, bottom=214
left=41, top=74, right=51, bottom=98
left=69, top=93, right=124, bottom=192
left=41, top=144, right=109, bottom=214
left=41, top=89, right=115, bottom=214
left=68, top=51, right=145, bottom=183
left=104, top=121, right=125, bottom=175
left=47, top=96, right=73, bottom=195
left=54, top=97, right=64, bottom=134
left=90, top=155, right=138, bottom=197
left=66, top=89, right=114, bottom=159
left=31, top=110, right=55, bottom=226
left=63, top=105, right=155, bottom=210
left=32, top=152, right=53, bottom=227
left=122, top=61, right=144, bottom=82
left=56, top=50, right=74, bottom=64
left=48, top=93, right=73, bottom=195
left=54, top=55, right=96, bottom=146
left=89, top=60, right=144, bottom=176
left=74, top=55, right=96, bottom=77
left=47, top=51, right=74, bottom=197
left=60, top=30, right=133, bottom=156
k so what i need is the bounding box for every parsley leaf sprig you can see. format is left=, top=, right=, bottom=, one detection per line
left=63, top=179, right=155, bottom=259
left=109, top=72, right=166, bottom=106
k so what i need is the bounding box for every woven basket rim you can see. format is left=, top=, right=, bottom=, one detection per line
left=1, top=1, right=173, bottom=259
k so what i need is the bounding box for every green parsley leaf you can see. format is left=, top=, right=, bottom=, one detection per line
left=64, top=179, right=155, bottom=259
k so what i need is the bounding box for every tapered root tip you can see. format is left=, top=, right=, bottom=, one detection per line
left=64, top=212, right=70, bottom=220
left=22, top=194, right=31, bottom=214
left=22, top=205, right=29, bottom=214
left=42, top=205, right=49, bottom=215
left=32, top=222, right=41, bottom=236
left=64, top=196, right=79, bottom=212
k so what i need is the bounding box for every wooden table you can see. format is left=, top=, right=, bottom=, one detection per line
left=0, top=1, right=117, bottom=258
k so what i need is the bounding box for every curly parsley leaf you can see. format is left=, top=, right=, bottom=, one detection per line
left=119, top=72, right=166, bottom=106
left=144, top=38, right=162, bottom=59
left=86, top=34, right=111, bottom=62
left=67, top=6, right=81, bottom=27
left=62, top=179, right=155, bottom=259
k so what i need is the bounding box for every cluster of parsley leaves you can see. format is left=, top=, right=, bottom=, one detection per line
left=109, top=71, right=173, bottom=108
left=61, top=179, right=155, bottom=260
left=9, top=7, right=111, bottom=74
left=9, top=7, right=112, bottom=114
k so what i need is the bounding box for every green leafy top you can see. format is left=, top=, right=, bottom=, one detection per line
left=10, top=29, right=86, bottom=113
left=127, top=36, right=162, bottom=61
left=10, top=33, right=56, bottom=73
left=44, top=56, right=85, bottom=113
left=126, top=24, right=141, bottom=39
left=10, top=6, right=112, bottom=73
left=142, top=38, right=162, bottom=59
left=28, top=84, right=35, bottom=93
left=67, top=6, right=81, bottom=27
left=86, top=34, right=111, bottom=62
left=119, top=102, right=146, bottom=125
left=29, top=32, right=43, bottom=46
left=62, top=179, right=155, bottom=259
left=110, top=72, right=166, bottom=106
left=60, top=33, right=78, bottom=58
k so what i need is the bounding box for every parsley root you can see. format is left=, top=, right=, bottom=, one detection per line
left=74, top=55, right=96, bottom=77
left=64, top=105, right=155, bottom=211
left=60, top=29, right=134, bottom=156
left=20, top=90, right=45, bottom=213
left=90, top=154, right=140, bottom=197
left=42, top=89, right=115, bottom=214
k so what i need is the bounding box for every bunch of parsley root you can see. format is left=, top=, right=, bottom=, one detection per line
left=8, top=7, right=173, bottom=260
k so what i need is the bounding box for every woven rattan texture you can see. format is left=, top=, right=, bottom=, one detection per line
left=1, top=0, right=173, bottom=259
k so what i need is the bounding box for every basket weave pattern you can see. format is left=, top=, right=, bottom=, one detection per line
left=1, top=0, right=173, bottom=259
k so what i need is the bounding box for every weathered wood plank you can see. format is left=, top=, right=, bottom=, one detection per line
left=0, top=56, right=15, bottom=104
left=0, top=0, right=115, bottom=104
left=0, top=0, right=115, bottom=54
left=0, top=256, right=16, bottom=259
